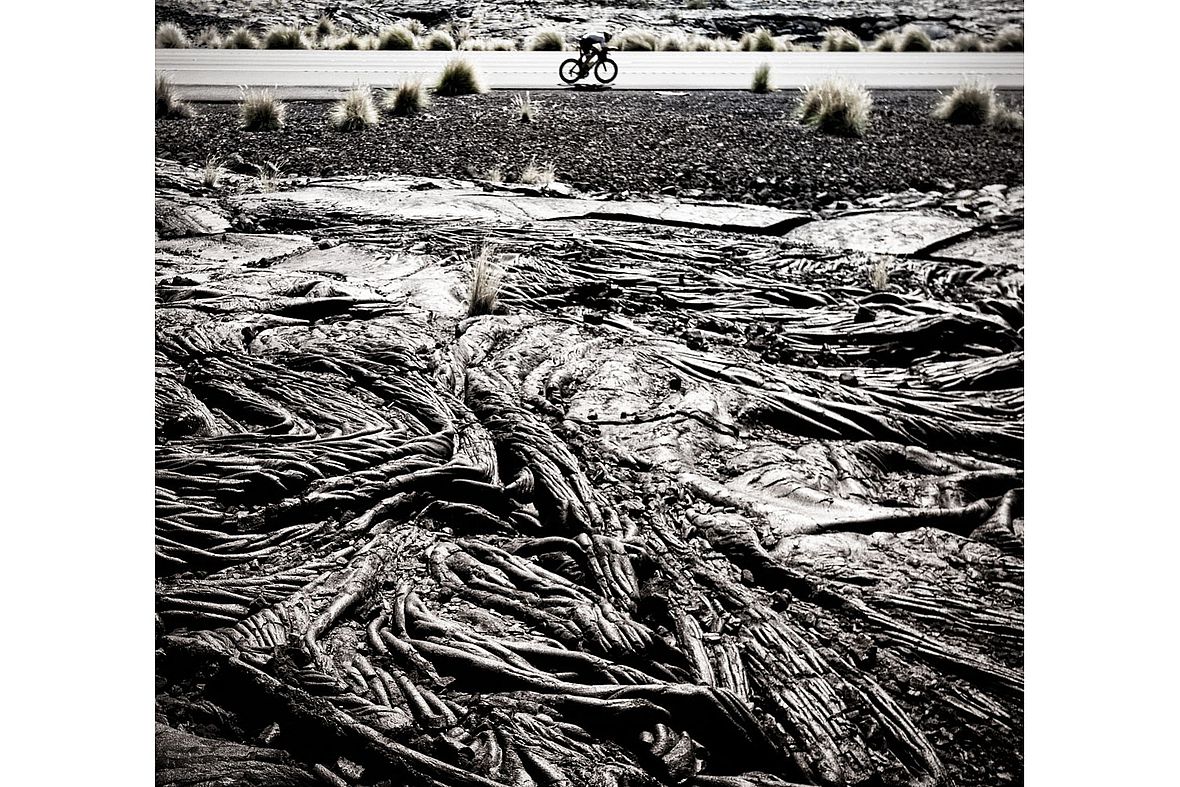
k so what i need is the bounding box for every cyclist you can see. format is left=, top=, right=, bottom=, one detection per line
left=578, top=31, right=613, bottom=65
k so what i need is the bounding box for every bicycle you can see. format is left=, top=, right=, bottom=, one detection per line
left=559, top=47, right=618, bottom=85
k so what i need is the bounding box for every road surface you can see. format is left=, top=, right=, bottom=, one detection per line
left=156, top=51, right=1024, bottom=99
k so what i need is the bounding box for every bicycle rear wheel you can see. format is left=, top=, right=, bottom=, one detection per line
left=559, top=59, right=583, bottom=84
left=595, top=57, right=618, bottom=84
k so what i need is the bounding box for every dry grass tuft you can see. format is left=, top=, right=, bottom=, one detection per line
left=196, top=26, right=222, bottom=48
left=798, top=78, right=873, bottom=137
left=156, top=73, right=194, bottom=119
left=333, top=33, right=364, bottom=50
left=264, top=26, right=307, bottom=49
left=400, top=18, right=427, bottom=37
left=616, top=28, right=658, bottom=51
left=896, top=24, right=933, bottom=51
left=328, top=85, right=379, bottom=131
left=467, top=247, right=504, bottom=317
left=156, top=22, right=190, bottom=48
left=520, top=159, right=556, bottom=188
left=256, top=160, right=282, bottom=193
left=435, top=58, right=486, bottom=96
left=932, top=81, right=996, bottom=125
left=868, top=260, right=890, bottom=291
left=821, top=27, right=862, bottom=51
left=948, top=33, right=985, bottom=51
left=423, top=30, right=457, bottom=51
left=514, top=92, right=536, bottom=122
left=224, top=27, right=259, bottom=49
left=202, top=157, right=224, bottom=188
left=869, top=31, right=900, bottom=51
left=382, top=80, right=430, bottom=117
left=315, top=16, right=335, bottom=40
left=991, top=26, right=1024, bottom=51
left=989, top=102, right=1024, bottom=132
left=658, top=33, right=688, bottom=51
left=740, top=27, right=782, bottom=52
left=525, top=28, right=566, bottom=51
left=483, top=167, right=504, bottom=183
left=751, top=62, right=774, bottom=93
left=377, top=25, right=415, bottom=50
left=240, top=89, right=286, bottom=131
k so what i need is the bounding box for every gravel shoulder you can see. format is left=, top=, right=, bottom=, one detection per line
left=156, top=89, right=1023, bottom=211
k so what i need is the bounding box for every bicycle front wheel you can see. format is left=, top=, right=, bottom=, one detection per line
left=559, top=59, right=583, bottom=84
left=594, top=58, right=618, bottom=84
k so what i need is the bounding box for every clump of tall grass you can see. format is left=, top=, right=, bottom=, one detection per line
left=798, top=78, right=873, bottom=137
left=328, top=85, right=379, bottom=130
left=377, top=25, right=415, bottom=50
left=156, top=22, right=190, bottom=48
left=658, top=33, right=688, bottom=51
left=464, top=248, right=502, bottom=316
left=948, top=32, right=985, bottom=51
left=423, top=30, right=456, bottom=50
left=435, top=58, right=486, bottom=96
left=989, top=102, right=1024, bottom=132
left=991, top=26, right=1024, bottom=51
left=467, top=247, right=503, bottom=317
left=868, top=260, right=890, bottom=291
left=740, top=27, right=782, bottom=52
left=896, top=24, right=933, bottom=51
left=520, top=159, right=555, bottom=188
left=196, top=26, right=222, bottom=48
left=525, top=28, right=566, bottom=51
left=255, top=160, right=282, bottom=192
left=202, top=157, right=224, bottom=188
left=932, top=81, right=995, bottom=125
left=869, top=31, right=900, bottom=51
left=751, top=62, right=774, bottom=93
left=264, top=26, right=307, bottom=49
left=224, top=27, right=259, bottom=49
left=315, top=16, right=335, bottom=40
left=821, top=27, right=862, bottom=51
left=400, top=18, right=427, bottom=37
left=382, top=80, right=430, bottom=116
left=156, top=73, right=194, bottom=119
left=463, top=37, right=516, bottom=51
left=240, top=89, right=286, bottom=131
left=615, top=28, right=658, bottom=51
left=514, top=92, right=535, bottom=122
left=333, top=33, right=364, bottom=49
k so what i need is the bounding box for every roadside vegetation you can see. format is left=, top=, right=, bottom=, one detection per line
left=240, top=89, right=286, bottom=131
left=750, top=63, right=774, bottom=93
left=377, top=25, right=416, bottom=50
left=264, top=26, right=307, bottom=49
left=435, top=59, right=486, bottom=96
left=821, top=27, right=862, bottom=52
left=156, top=22, right=190, bottom=49
left=223, top=27, right=258, bottom=49
left=423, top=30, right=457, bottom=51
left=798, top=78, right=872, bottom=137
left=525, top=28, right=566, bottom=51
left=155, top=21, right=1025, bottom=54
left=513, top=92, right=536, bottom=122
left=328, top=85, right=379, bottom=130
left=382, top=81, right=430, bottom=117
left=155, top=73, right=194, bottom=119
left=933, top=82, right=1025, bottom=131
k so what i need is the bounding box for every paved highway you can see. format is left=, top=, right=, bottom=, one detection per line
left=156, top=51, right=1024, bottom=99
